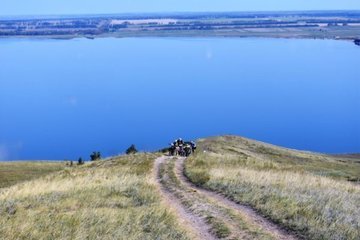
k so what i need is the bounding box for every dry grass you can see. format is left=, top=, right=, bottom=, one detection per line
left=0, top=161, right=64, bottom=188
left=159, top=157, right=275, bottom=240
left=0, top=154, right=189, bottom=240
left=185, top=136, right=360, bottom=240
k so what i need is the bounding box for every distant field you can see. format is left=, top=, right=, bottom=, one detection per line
left=1, top=11, right=360, bottom=41
left=0, top=161, right=64, bottom=188
left=185, top=136, right=360, bottom=240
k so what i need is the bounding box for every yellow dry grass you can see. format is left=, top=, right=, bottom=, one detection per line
left=0, top=161, right=64, bottom=189
left=185, top=136, right=360, bottom=240
left=0, top=154, right=189, bottom=240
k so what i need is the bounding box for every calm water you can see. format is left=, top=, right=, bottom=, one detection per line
left=0, top=37, right=359, bottom=160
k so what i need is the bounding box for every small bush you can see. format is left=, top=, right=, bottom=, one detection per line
left=126, top=145, right=138, bottom=155
left=90, top=152, right=101, bottom=161
left=78, top=158, right=84, bottom=165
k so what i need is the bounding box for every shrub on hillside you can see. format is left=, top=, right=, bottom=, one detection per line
left=90, top=152, right=101, bottom=161
left=78, top=157, right=84, bottom=165
left=126, top=145, right=138, bottom=155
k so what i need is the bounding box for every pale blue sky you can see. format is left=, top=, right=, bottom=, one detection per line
left=1, top=0, right=360, bottom=16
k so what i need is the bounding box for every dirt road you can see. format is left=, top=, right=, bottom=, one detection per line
left=154, top=156, right=299, bottom=240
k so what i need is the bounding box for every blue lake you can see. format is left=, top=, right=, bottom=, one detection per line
left=0, top=37, right=359, bottom=160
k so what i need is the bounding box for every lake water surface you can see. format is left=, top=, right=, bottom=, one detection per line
left=0, top=37, right=359, bottom=160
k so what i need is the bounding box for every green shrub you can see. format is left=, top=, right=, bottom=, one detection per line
left=90, top=152, right=101, bottom=161
left=126, top=145, right=138, bottom=155
left=78, top=158, right=84, bottom=165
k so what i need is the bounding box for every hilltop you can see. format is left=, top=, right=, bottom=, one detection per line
left=0, top=135, right=359, bottom=239
left=194, top=135, right=360, bottom=181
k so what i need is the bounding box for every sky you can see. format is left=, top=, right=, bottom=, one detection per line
left=1, top=0, right=360, bottom=16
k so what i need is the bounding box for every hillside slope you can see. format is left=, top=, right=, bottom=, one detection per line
left=0, top=161, right=64, bottom=189
left=185, top=135, right=360, bottom=240
left=156, top=156, right=298, bottom=240
left=1, top=136, right=359, bottom=240
left=0, top=154, right=189, bottom=240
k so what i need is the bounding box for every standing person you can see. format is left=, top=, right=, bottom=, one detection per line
left=179, top=143, right=185, bottom=156
left=190, top=141, right=197, bottom=152
left=177, top=138, right=184, bottom=156
left=171, top=139, right=179, bottom=156
left=184, top=143, right=192, bottom=157
left=169, top=143, right=175, bottom=156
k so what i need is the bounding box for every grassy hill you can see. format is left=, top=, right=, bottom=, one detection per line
left=1, top=136, right=359, bottom=240
left=185, top=135, right=360, bottom=239
left=0, top=161, right=64, bottom=189
left=0, top=154, right=188, bottom=240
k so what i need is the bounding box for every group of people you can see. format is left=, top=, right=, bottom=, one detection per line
left=169, top=138, right=197, bottom=157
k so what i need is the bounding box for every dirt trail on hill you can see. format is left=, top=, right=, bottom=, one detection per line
left=154, top=156, right=215, bottom=240
left=154, top=156, right=299, bottom=240
left=175, top=157, right=299, bottom=240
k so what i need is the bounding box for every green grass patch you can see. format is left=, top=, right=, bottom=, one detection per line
left=0, top=161, right=64, bottom=188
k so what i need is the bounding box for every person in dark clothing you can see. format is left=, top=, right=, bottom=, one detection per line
left=169, top=143, right=176, bottom=156
left=184, top=143, right=192, bottom=157
left=190, top=141, right=197, bottom=152
left=176, top=138, right=184, bottom=146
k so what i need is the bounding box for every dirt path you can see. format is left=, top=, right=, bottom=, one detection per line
left=175, top=157, right=299, bottom=240
left=154, top=156, right=215, bottom=240
left=154, top=156, right=299, bottom=240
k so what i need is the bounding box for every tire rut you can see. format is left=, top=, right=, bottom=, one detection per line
left=177, top=157, right=299, bottom=240
left=155, top=156, right=299, bottom=240
left=154, top=156, right=215, bottom=240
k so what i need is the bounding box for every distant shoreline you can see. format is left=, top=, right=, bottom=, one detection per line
left=0, top=31, right=358, bottom=45
left=1, top=11, right=359, bottom=43
left=0, top=32, right=358, bottom=39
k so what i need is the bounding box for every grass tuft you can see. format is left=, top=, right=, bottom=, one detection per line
left=205, top=216, right=231, bottom=238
